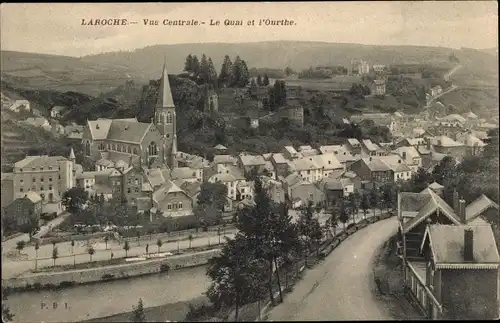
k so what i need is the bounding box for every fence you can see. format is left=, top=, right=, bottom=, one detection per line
left=404, top=261, right=443, bottom=320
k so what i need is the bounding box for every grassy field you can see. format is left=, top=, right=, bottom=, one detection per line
left=438, top=87, right=499, bottom=117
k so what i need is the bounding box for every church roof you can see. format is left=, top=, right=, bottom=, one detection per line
left=156, top=57, right=175, bottom=108
left=106, top=120, right=153, bottom=144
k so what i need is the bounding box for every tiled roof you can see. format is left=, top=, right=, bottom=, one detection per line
left=428, top=182, right=444, bottom=189
left=239, top=154, right=266, bottom=166
left=431, top=135, right=462, bottom=147
left=311, top=152, right=343, bottom=170
left=402, top=189, right=461, bottom=234
left=362, top=139, right=381, bottom=152
left=465, top=194, right=499, bottom=222
left=284, top=173, right=303, bottom=187
left=319, top=145, right=343, bottom=154
left=284, top=146, right=298, bottom=155
left=14, top=155, right=68, bottom=169
left=361, top=157, right=391, bottom=172
left=322, top=177, right=353, bottom=190
left=347, top=138, right=361, bottom=147
left=298, top=145, right=313, bottom=151
left=180, top=181, right=201, bottom=198
left=213, top=155, right=237, bottom=165
left=106, top=120, right=152, bottom=143
left=293, top=157, right=319, bottom=171
left=301, top=149, right=320, bottom=157
left=417, top=146, right=432, bottom=155
left=271, top=153, right=287, bottom=164
left=424, top=225, right=500, bottom=264
left=457, top=134, right=486, bottom=147
left=24, top=191, right=42, bottom=203
left=392, top=146, right=421, bottom=162
left=87, top=119, right=112, bottom=140
left=144, top=168, right=170, bottom=189
left=171, top=167, right=197, bottom=180
left=152, top=180, right=185, bottom=204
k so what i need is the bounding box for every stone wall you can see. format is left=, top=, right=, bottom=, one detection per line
left=3, top=249, right=220, bottom=290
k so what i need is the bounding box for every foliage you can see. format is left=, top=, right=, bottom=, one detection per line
left=399, top=167, right=433, bottom=193
left=16, top=241, right=25, bottom=253
left=194, top=182, right=228, bottom=225
left=61, top=187, right=89, bottom=215
left=123, top=241, right=130, bottom=256
left=131, top=298, right=146, bottom=322
left=269, top=80, right=287, bottom=110
left=338, top=201, right=349, bottom=226
left=2, top=288, right=14, bottom=322
left=297, top=200, right=324, bottom=254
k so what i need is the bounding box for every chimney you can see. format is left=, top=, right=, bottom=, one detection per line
left=453, top=190, right=460, bottom=215
left=464, top=228, right=474, bottom=262
left=402, top=152, right=407, bottom=159
left=459, top=198, right=466, bottom=224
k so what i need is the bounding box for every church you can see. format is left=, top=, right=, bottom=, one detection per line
left=82, top=59, right=178, bottom=170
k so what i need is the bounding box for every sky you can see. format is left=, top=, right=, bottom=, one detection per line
left=1, top=2, right=498, bottom=57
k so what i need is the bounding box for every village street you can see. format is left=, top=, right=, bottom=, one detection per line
left=267, top=216, right=398, bottom=321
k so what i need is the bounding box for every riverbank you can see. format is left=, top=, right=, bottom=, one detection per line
left=2, top=249, right=220, bottom=291
left=81, top=296, right=210, bottom=322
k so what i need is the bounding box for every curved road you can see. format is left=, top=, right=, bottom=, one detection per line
left=267, top=217, right=398, bottom=321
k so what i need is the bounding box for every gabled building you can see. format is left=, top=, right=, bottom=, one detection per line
left=392, top=146, right=422, bottom=172
left=321, top=177, right=354, bottom=210
left=152, top=180, right=193, bottom=217
left=361, top=139, right=383, bottom=157
left=269, top=153, right=290, bottom=179
left=238, top=154, right=267, bottom=177
left=414, top=225, right=500, bottom=320
left=345, top=138, right=362, bottom=155
left=464, top=194, right=499, bottom=226
left=82, top=59, right=178, bottom=170
left=283, top=173, right=324, bottom=209
left=2, top=192, right=42, bottom=234
left=171, top=167, right=201, bottom=183
left=454, top=133, right=486, bottom=156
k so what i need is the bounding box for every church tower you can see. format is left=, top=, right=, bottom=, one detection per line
left=154, top=56, right=177, bottom=169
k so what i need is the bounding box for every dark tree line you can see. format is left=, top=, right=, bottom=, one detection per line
left=184, top=54, right=218, bottom=89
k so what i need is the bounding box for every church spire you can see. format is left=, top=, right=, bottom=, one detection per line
left=156, top=54, right=175, bottom=108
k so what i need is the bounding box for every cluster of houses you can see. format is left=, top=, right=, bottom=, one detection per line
left=397, top=184, right=499, bottom=320
left=1, top=59, right=497, bottom=240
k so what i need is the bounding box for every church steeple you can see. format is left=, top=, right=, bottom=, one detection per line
left=156, top=55, right=175, bottom=109
left=153, top=55, right=177, bottom=169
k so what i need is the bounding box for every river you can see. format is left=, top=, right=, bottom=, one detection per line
left=4, top=265, right=211, bottom=323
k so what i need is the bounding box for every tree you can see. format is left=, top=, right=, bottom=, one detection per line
left=87, top=246, right=95, bottom=262
left=257, top=75, right=263, bottom=86
left=263, top=74, right=270, bottom=86
left=207, top=57, right=218, bottom=88
left=194, top=182, right=228, bottom=225
left=156, top=239, right=162, bottom=253
left=381, top=183, right=396, bottom=213
left=206, top=233, right=268, bottom=321
left=297, top=201, right=323, bottom=265
left=330, top=210, right=339, bottom=235
left=188, top=234, right=194, bottom=248
left=360, top=192, right=370, bottom=220
left=199, top=54, right=209, bottom=84
left=104, top=236, right=109, bottom=250
left=2, top=289, right=14, bottom=322
left=369, top=188, right=379, bottom=217
left=34, top=242, right=40, bottom=271
left=184, top=54, right=194, bottom=73
left=52, top=247, right=58, bottom=267
left=16, top=240, right=25, bottom=255
left=338, top=201, right=349, bottom=230
left=145, top=243, right=149, bottom=256
left=136, top=231, right=141, bottom=246
left=284, top=67, right=294, bottom=77
left=346, top=192, right=360, bottom=223
left=123, top=241, right=130, bottom=257
left=62, top=187, right=89, bottom=214
left=239, top=60, right=250, bottom=87
left=131, top=298, right=146, bottom=322
left=218, top=55, right=233, bottom=87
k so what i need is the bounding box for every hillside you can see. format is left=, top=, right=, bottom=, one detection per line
left=2, top=41, right=497, bottom=96
left=1, top=51, right=137, bottom=96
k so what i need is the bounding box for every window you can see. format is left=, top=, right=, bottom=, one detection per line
left=49, top=185, right=53, bottom=190
left=127, top=188, right=131, bottom=193
left=20, top=179, right=24, bottom=184
left=85, top=141, right=91, bottom=156
left=167, top=204, right=172, bottom=210
left=32, top=167, right=36, bottom=171
left=32, top=186, right=36, bottom=191
left=40, top=193, right=45, bottom=200
left=20, top=188, right=24, bottom=192
left=133, top=148, right=138, bottom=155
left=40, top=177, right=44, bottom=182
left=135, top=179, right=139, bottom=185
left=32, top=178, right=36, bottom=182
left=40, top=186, right=44, bottom=191
left=117, top=145, right=122, bottom=152
left=112, top=144, right=116, bottom=151
left=166, top=112, right=173, bottom=124
left=178, top=202, right=183, bottom=209
left=20, top=168, right=23, bottom=172
left=148, top=142, right=158, bottom=157
left=135, top=188, right=139, bottom=193
left=127, top=146, right=131, bottom=154
left=49, top=177, right=52, bottom=182
left=49, top=193, right=54, bottom=202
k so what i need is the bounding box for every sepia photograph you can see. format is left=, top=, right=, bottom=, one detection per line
left=0, top=1, right=498, bottom=322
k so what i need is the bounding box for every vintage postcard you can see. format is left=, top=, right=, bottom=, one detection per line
left=1, top=1, right=499, bottom=322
